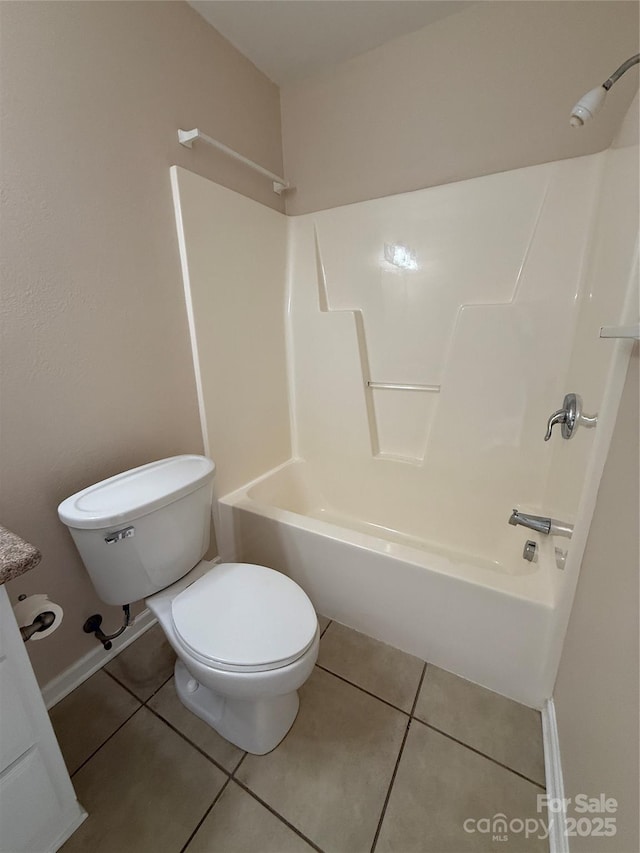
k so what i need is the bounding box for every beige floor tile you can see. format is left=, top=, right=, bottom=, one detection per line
left=49, top=669, right=140, bottom=774
left=149, top=678, right=244, bottom=772
left=104, top=623, right=176, bottom=701
left=376, top=720, right=549, bottom=853
left=187, top=781, right=315, bottom=853
left=318, top=622, right=424, bottom=711
left=237, top=666, right=407, bottom=853
left=317, top=614, right=331, bottom=634
left=63, top=707, right=226, bottom=853
left=414, top=665, right=545, bottom=785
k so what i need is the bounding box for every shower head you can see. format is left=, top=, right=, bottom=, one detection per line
left=569, top=85, right=607, bottom=127
left=569, top=53, right=639, bottom=127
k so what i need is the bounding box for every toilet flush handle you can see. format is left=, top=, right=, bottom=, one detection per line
left=104, top=525, right=135, bottom=544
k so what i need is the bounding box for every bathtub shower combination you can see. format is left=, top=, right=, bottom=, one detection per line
left=171, top=101, right=638, bottom=708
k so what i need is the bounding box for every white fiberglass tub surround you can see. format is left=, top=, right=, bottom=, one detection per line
left=172, top=98, right=638, bottom=710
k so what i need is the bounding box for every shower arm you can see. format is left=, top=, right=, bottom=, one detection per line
left=603, top=54, right=640, bottom=90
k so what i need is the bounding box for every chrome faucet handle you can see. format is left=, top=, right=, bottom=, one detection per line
left=544, top=393, right=597, bottom=441
left=544, top=408, right=567, bottom=441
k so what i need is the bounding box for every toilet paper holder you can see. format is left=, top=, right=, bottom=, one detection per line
left=20, top=609, right=57, bottom=642
left=14, top=593, right=64, bottom=642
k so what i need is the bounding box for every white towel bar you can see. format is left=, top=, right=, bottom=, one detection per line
left=178, top=128, right=292, bottom=195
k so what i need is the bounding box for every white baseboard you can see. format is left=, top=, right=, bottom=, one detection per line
left=41, top=608, right=157, bottom=709
left=542, top=697, right=570, bottom=853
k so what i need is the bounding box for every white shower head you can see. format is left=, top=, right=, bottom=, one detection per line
left=569, top=53, right=639, bottom=127
left=569, top=85, right=607, bottom=127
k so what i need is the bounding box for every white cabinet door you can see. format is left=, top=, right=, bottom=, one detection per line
left=0, top=655, right=36, bottom=768
left=0, top=587, right=86, bottom=851
left=0, top=748, right=64, bottom=853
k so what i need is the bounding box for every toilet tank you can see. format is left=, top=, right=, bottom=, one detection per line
left=58, top=455, right=215, bottom=605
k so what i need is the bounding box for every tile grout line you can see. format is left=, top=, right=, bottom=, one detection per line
left=184, top=750, right=324, bottom=851
left=230, top=751, right=248, bottom=778
left=105, top=646, right=544, bottom=791
left=414, top=719, right=546, bottom=790
left=86, top=668, right=239, bottom=780
left=370, top=662, right=428, bottom=853
left=314, top=657, right=545, bottom=792
left=103, top=639, right=320, bottom=849
left=70, top=704, right=143, bottom=779
left=179, top=775, right=233, bottom=853
left=144, top=704, right=236, bottom=778
left=102, top=666, right=153, bottom=704
left=314, top=664, right=411, bottom=717
left=144, top=670, right=176, bottom=702
left=410, top=661, right=429, bottom=717
left=103, top=660, right=175, bottom=704
left=100, top=632, right=545, bottom=842
left=411, top=664, right=545, bottom=788
left=232, top=777, right=325, bottom=853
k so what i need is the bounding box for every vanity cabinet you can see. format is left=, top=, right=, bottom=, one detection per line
left=0, top=585, right=86, bottom=851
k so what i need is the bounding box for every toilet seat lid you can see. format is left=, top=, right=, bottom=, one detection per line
left=170, top=563, right=318, bottom=672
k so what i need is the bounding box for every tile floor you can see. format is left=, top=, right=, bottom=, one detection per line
left=51, top=619, right=548, bottom=853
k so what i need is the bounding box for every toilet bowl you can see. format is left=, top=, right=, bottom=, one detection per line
left=146, top=559, right=319, bottom=754
left=57, top=455, right=318, bottom=755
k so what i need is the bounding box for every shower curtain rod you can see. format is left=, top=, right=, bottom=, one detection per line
left=177, top=128, right=293, bottom=195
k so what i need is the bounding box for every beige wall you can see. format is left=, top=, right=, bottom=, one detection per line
left=553, top=344, right=639, bottom=852
left=0, top=1, right=283, bottom=686
left=281, top=1, right=639, bottom=215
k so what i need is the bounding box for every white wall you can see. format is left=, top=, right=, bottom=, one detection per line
left=543, top=95, right=640, bottom=523
left=554, top=345, right=639, bottom=852
left=549, top=93, right=639, bottom=852
left=171, top=167, right=291, bottom=498
left=286, top=154, right=605, bottom=568
left=538, top=92, right=639, bottom=688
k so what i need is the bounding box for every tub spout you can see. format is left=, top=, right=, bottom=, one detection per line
left=509, top=509, right=573, bottom=538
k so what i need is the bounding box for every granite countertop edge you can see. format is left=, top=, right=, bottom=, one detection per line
left=0, top=525, right=42, bottom=584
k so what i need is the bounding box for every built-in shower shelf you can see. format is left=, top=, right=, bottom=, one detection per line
left=599, top=324, right=640, bottom=340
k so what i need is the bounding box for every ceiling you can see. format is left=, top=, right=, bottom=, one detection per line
left=188, top=1, right=474, bottom=85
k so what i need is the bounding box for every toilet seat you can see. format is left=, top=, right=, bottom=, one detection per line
left=170, top=563, right=318, bottom=673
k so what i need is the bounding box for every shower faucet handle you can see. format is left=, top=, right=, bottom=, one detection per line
left=544, top=408, right=567, bottom=441
left=544, top=393, right=597, bottom=441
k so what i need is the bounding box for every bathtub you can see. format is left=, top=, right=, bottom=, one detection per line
left=217, top=460, right=560, bottom=708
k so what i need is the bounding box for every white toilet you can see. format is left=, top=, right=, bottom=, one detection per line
left=58, top=455, right=319, bottom=755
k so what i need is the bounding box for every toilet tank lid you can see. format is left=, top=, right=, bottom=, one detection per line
left=58, top=455, right=215, bottom=530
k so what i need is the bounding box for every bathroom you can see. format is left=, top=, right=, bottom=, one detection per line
left=0, top=1, right=638, bottom=851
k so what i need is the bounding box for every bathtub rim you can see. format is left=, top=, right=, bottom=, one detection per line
left=217, top=458, right=558, bottom=609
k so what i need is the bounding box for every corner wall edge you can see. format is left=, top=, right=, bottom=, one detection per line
left=542, top=697, right=570, bottom=853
